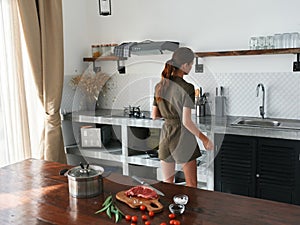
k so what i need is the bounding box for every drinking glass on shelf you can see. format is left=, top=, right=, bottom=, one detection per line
left=274, top=33, right=282, bottom=49
left=282, top=33, right=291, bottom=48
left=266, top=36, right=274, bottom=49
left=290, top=32, right=300, bottom=48
left=258, top=36, right=266, bottom=49
left=249, top=37, right=258, bottom=50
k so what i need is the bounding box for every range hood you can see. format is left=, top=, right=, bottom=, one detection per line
left=114, top=40, right=179, bottom=57
left=130, top=40, right=179, bottom=55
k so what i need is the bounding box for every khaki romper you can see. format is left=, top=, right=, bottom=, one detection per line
left=153, top=76, right=201, bottom=164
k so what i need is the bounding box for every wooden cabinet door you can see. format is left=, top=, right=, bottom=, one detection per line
left=256, top=138, right=300, bottom=205
left=214, top=134, right=256, bottom=197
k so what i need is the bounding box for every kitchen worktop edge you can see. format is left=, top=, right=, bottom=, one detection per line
left=62, top=110, right=300, bottom=141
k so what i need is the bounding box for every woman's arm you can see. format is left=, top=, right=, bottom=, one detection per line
left=151, top=106, right=162, bottom=120
left=182, top=107, right=214, bottom=150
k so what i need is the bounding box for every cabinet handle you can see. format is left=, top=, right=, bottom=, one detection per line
left=256, top=174, right=260, bottom=178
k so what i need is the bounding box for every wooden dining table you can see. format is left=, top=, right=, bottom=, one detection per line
left=0, top=158, right=300, bottom=225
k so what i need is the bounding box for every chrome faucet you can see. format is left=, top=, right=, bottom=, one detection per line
left=256, top=83, right=265, bottom=119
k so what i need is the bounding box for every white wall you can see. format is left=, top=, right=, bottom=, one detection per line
left=63, top=0, right=300, bottom=74
left=62, top=0, right=91, bottom=75
left=62, top=0, right=300, bottom=119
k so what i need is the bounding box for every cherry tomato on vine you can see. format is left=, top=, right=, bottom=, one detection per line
left=125, top=215, right=131, bottom=221
left=160, top=223, right=167, bottom=225
left=145, top=221, right=151, bottom=225
left=148, top=211, right=155, bottom=217
left=140, top=205, right=146, bottom=211
left=142, top=215, right=148, bottom=221
left=131, top=215, right=138, bottom=223
left=173, top=220, right=181, bottom=225
left=169, top=213, right=176, bottom=219
left=170, top=220, right=175, bottom=225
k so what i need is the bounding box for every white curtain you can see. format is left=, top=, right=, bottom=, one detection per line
left=0, top=0, right=43, bottom=167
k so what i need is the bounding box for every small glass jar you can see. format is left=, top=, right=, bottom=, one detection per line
left=101, top=44, right=110, bottom=56
left=99, top=44, right=104, bottom=55
left=110, top=43, right=118, bottom=55
left=91, top=45, right=101, bottom=58
left=169, top=203, right=185, bottom=215
left=173, top=194, right=189, bottom=205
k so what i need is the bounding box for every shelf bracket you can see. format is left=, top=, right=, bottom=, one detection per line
left=117, top=60, right=126, bottom=74
left=92, top=61, right=101, bottom=73
left=195, top=57, right=204, bottom=73
left=293, top=53, right=300, bottom=72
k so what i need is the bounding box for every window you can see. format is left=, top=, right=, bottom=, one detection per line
left=0, top=0, right=43, bottom=167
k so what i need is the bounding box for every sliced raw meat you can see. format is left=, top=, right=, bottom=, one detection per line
left=125, top=185, right=158, bottom=199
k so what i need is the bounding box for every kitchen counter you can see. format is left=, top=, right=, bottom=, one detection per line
left=64, top=110, right=300, bottom=140
left=1, top=158, right=300, bottom=225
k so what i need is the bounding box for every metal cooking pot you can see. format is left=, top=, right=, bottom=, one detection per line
left=66, top=164, right=105, bottom=198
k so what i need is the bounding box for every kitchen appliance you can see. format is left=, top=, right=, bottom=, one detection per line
left=124, top=105, right=151, bottom=119
left=64, top=164, right=105, bottom=198
left=80, top=125, right=112, bottom=148
left=114, top=40, right=179, bottom=57
left=128, top=106, right=141, bottom=118
left=130, top=40, right=179, bottom=55
left=124, top=105, right=160, bottom=156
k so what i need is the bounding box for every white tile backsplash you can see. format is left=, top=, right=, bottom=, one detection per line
left=97, top=73, right=160, bottom=111
left=97, top=71, right=300, bottom=120
left=63, top=65, right=300, bottom=120
left=190, top=71, right=300, bottom=119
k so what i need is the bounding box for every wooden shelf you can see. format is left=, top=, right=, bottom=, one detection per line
left=83, top=48, right=300, bottom=72
left=83, top=55, right=128, bottom=73
left=84, top=48, right=300, bottom=60
left=195, top=48, right=300, bottom=57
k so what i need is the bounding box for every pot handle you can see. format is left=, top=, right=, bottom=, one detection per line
left=59, top=168, right=69, bottom=176
left=101, top=171, right=111, bottom=178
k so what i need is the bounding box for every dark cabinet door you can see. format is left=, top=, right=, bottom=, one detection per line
left=214, top=134, right=256, bottom=197
left=214, top=134, right=300, bottom=205
left=257, top=138, right=300, bottom=205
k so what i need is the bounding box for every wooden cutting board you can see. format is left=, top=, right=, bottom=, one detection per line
left=116, top=191, right=163, bottom=213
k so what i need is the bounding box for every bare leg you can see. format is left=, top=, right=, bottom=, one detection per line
left=181, top=159, right=197, bottom=188
left=161, top=160, right=176, bottom=184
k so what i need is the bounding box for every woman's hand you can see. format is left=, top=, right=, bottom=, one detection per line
left=203, top=137, right=214, bottom=151
left=151, top=106, right=162, bottom=120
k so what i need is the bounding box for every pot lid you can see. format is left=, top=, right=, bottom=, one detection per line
left=68, top=165, right=104, bottom=178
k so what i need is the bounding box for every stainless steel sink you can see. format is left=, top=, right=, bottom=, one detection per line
left=231, top=118, right=281, bottom=127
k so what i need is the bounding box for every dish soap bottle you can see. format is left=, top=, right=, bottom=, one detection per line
left=196, top=88, right=206, bottom=117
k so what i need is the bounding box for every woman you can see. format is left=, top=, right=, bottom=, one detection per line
left=152, top=47, right=214, bottom=188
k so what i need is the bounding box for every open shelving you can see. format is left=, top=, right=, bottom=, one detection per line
left=83, top=56, right=127, bottom=73
left=84, top=48, right=300, bottom=72
left=194, top=48, right=300, bottom=72
left=194, top=48, right=300, bottom=57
